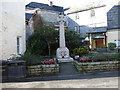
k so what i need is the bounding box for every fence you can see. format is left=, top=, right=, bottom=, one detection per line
left=1, top=60, right=26, bottom=81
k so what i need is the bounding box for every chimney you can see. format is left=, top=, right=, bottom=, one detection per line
left=50, top=1, right=53, bottom=6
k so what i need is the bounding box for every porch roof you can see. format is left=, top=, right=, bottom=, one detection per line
left=87, top=27, right=107, bottom=34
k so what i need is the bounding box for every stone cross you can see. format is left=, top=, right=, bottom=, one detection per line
left=57, top=15, right=66, bottom=48
left=56, top=14, right=73, bottom=62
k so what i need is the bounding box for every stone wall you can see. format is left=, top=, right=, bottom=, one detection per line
left=27, top=64, right=59, bottom=76
left=74, top=61, right=119, bottom=72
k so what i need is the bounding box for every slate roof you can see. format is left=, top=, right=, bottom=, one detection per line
left=45, top=22, right=67, bottom=26
left=107, top=5, right=120, bottom=30
left=88, top=27, right=107, bottom=34
left=25, top=13, right=34, bottom=20
left=26, top=2, right=63, bottom=12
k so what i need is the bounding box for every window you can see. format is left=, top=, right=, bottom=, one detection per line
left=78, top=26, right=80, bottom=34
left=75, top=13, right=79, bottom=20
left=55, top=28, right=59, bottom=30
left=17, top=36, right=22, bottom=55
left=74, top=26, right=77, bottom=32
left=74, top=26, right=80, bottom=34
left=91, top=9, right=95, bottom=17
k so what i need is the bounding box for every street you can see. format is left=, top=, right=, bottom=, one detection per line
left=2, top=77, right=119, bottom=88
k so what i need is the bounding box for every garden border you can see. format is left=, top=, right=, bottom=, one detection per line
left=27, top=64, right=59, bottom=76
left=74, top=60, right=120, bottom=72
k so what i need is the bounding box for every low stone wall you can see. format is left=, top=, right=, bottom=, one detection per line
left=27, top=64, right=59, bottom=76
left=74, top=61, right=119, bottom=72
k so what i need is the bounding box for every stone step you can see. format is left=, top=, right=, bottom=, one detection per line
left=57, top=57, right=74, bottom=63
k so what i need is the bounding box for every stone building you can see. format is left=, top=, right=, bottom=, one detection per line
left=25, top=2, right=65, bottom=34
left=107, top=5, right=120, bottom=47
left=0, top=1, right=26, bottom=60
left=25, top=8, right=43, bottom=40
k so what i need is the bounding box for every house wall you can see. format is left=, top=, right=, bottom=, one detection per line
left=0, top=2, right=2, bottom=59
left=107, top=5, right=120, bottom=47
left=67, top=6, right=107, bottom=37
left=26, top=18, right=34, bottom=40
left=39, top=10, right=59, bottom=24
left=106, top=29, right=120, bottom=47
left=1, top=1, right=26, bottom=60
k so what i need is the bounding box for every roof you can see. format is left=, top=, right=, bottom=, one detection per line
left=45, top=22, right=67, bottom=26
left=25, top=13, right=34, bottom=20
left=26, top=2, right=63, bottom=12
left=107, top=5, right=120, bottom=30
left=87, top=27, right=107, bottom=34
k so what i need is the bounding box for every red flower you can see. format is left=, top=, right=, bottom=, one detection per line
left=41, top=59, right=56, bottom=64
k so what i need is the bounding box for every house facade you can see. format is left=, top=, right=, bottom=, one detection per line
left=0, top=1, right=26, bottom=60
left=66, top=1, right=119, bottom=49
left=66, top=5, right=107, bottom=49
left=107, top=5, right=120, bottom=47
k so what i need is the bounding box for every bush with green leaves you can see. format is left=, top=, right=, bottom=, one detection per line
left=17, top=52, right=51, bottom=66
left=65, top=30, right=82, bottom=54
left=73, top=46, right=88, bottom=56
left=27, top=25, right=58, bottom=56
left=108, top=42, right=116, bottom=49
left=27, top=25, right=82, bottom=56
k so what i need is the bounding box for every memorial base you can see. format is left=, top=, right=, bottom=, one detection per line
left=56, top=47, right=74, bottom=63
left=57, top=57, right=73, bottom=63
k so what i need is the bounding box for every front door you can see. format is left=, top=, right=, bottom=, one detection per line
left=95, top=39, right=104, bottom=48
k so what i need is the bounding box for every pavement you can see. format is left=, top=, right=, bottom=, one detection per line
left=2, top=63, right=120, bottom=88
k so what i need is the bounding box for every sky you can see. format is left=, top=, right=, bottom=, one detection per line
left=25, top=0, right=119, bottom=8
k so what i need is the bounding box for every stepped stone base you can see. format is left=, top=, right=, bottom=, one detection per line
left=57, top=57, right=73, bottom=63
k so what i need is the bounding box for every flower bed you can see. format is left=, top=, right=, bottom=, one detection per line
left=76, top=57, right=116, bottom=63
left=27, top=59, right=59, bottom=76
left=74, top=60, right=120, bottom=72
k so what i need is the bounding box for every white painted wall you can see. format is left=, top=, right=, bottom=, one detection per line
left=0, top=2, right=2, bottom=59
left=68, top=6, right=107, bottom=27
left=67, top=6, right=108, bottom=37
left=106, top=29, right=120, bottom=47
left=0, top=1, right=26, bottom=60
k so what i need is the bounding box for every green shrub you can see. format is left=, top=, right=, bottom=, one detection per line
left=108, top=42, right=116, bottom=49
left=16, top=52, right=52, bottom=66
left=73, top=46, right=88, bottom=56
left=26, top=26, right=82, bottom=56
left=88, top=53, right=120, bottom=61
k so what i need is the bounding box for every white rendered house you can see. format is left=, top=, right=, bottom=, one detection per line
left=0, top=0, right=26, bottom=60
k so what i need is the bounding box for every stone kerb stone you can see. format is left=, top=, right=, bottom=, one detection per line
left=27, top=64, right=59, bottom=76
left=74, top=61, right=119, bottom=72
